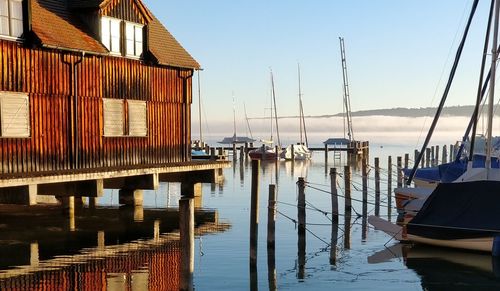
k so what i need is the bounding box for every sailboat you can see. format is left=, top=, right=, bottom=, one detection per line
left=280, top=64, right=312, bottom=160
left=249, top=69, right=281, bottom=160
left=374, top=0, right=500, bottom=255
left=218, top=93, right=256, bottom=145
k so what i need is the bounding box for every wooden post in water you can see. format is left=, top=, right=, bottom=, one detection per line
left=179, top=197, right=194, bottom=291
left=210, top=147, right=216, bottom=160
left=297, top=177, right=306, bottom=279
left=414, top=150, right=419, bottom=168
left=330, top=168, right=338, bottom=218
left=250, top=159, right=260, bottom=268
left=442, top=145, right=447, bottom=164
left=374, top=157, right=380, bottom=216
left=240, top=146, right=244, bottom=162
left=435, top=145, right=440, bottom=165
left=397, top=156, right=402, bottom=188
left=267, top=184, right=276, bottom=249
left=450, top=144, right=454, bottom=162
left=291, top=144, right=295, bottom=161
left=425, top=148, right=431, bottom=168
left=404, top=153, right=409, bottom=170
left=344, top=166, right=352, bottom=212
left=362, top=158, right=368, bottom=215
left=245, top=142, right=249, bottom=154
left=233, top=143, right=237, bottom=157
left=387, top=156, right=392, bottom=217
left=261, top=144, right=266, bottom=160
left=324, top=144, right=328, bottom=164
left=430, top=146, right=435, bottom=166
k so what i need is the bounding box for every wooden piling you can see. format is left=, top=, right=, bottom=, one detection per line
left=261, top=144, right=266, bottom=160
left=240, top=146, right=244, bottom=161
left=267, top=184, right=277, bottom=249
left=414, top=150, right=419, bottom=168
left=324, top=144, right=328, bottom=164
left=442, top=145, right=447, bottom=164
left=387, top=156, right=392, bottom=217
left=291, top=144, right=295, bottom=161
left=404, top=153, right=409, bottom=170
left=450, top=144, right=454, bottom=161
left=435, top=145, right=439, bottom=165
left=233, top=143, right=237, bottom=156
left=374, top=157, right=380, bottom=217
left=425, top=148, right=431, bottom=168
left=397, top=156, right=402, bottom=188
left=210, top=147, right=216, bottom=160
left=250, top=159, right=260, bottom=268
left=180, top=197, right=194, bottom=291
left=431, top=146, right=435, bottom=166
left=330, top=168, right=338, bottom=218
left=362, top=158, right=368, bottom=215
left=297, top=177, right=306, bottom=279
left=344, top=166, right=352, bottom=212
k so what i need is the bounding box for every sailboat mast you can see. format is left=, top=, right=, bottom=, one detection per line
left=232, top=92, right=237, bottom=142
left=298, top=63, right=303, bottom=144
left=244, top=102, right=253, bottom=139
left=270, top=70, right=281, bottom=147
left=339, top=37, right=355, bottom=142
left=197, top=70, right=203, bottom=143
left=486, top=0, right=500, bottom=173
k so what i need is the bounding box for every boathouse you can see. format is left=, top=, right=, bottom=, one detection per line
left=0, top=0, right=226, bottom=204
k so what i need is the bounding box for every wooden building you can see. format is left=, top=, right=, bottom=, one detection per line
left=0, top=0, right=226, bottom=204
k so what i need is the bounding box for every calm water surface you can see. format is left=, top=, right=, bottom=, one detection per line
left=1, top=143, right=500, bottom=290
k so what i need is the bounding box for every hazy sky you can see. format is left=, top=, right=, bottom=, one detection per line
left=144, top=0, right=491, bottom=125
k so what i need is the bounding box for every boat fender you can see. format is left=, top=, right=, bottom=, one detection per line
left=492, top=236, right=500, bottom=256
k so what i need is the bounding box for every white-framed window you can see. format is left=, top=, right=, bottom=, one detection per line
left=101, top=16, right=121, bottom=54
left=0, top=0, right=23, bottom=38
left=125, top=22, right=143, bottom=58
left=0, top=91, right=30, bottom=137
left=127, top=100, right=147, bottom=136
left=103, top=98, right=124, bottom=136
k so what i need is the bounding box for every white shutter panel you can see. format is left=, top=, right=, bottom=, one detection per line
left=1, top=92, right=30, bottom=137
left=103, top=98, right=124, bottom=136
left=127, top=100, right=147, bottom=136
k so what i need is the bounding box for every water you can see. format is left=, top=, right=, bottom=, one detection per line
left=2, top=142, right=500, bottom=290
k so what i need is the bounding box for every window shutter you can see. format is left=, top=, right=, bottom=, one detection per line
left=103, top=98, right=124, bottom=136
left=127, top=100, right=147, bottom=136
left=0, top=92, right=30, bottom=137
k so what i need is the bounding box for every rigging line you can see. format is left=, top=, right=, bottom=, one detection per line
left=305, top=227, right=330, bottom=246
left=409, top=0, right=480, bottom=184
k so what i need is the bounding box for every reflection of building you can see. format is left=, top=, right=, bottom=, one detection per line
left=0, top=205, right=230, bottom=290
left=1, top=239, right=182, bottom=290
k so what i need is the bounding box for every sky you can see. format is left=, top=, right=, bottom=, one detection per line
left=143, top=0, right=492, bottom=130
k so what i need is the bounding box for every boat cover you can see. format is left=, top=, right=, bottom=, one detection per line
left=408, top=180, right=500, bottom=239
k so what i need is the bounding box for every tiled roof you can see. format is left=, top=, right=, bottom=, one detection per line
left=148, top=15, right=200, bottom=69
left=32, top=0, right=107, bottom=53
left=31, top=0, right=200, bottom=69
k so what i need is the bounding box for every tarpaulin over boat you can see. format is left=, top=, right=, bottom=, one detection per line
left=408, top=181, right=500, bottom=240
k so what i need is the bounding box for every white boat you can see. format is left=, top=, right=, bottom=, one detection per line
left=280, top=63, right=311, bottom=160
left=373, top=0, right=500, bottom=255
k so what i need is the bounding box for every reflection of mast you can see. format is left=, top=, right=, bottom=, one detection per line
left=339, top=37, right=354, bottom=142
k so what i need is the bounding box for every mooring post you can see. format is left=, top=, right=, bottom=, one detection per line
left=374, top=157, right=380, bottom=216
left=275, top=145, right=279, bottom=162
left=245, top=142, right=249, bottom=154
left=210, top=147, right=216, bottom=160
left=179, top=197, right=194, bottom=291
left=435, top=145, right=440, bottom=165
left=297, top=177, right=306, bottom=279
left=291, top=144, right=295, bottom=161
left=414, top=150, right=419, bottom=168
left=450, top=144, right=455, bottom=163
left=250, top=159, right=260, bottom=268
left=240, top=146, right=244, bottom=162
left=330, top=168, right=338, bottom=218
left=362, top=158, right=368, bottom=215
left=267, top=184, right=276, bottom=249
left=324, top=144, right=328, bottom=164
left=404, top=153, right=409, bottom=170
left=205, top=144, right=210, bottom=155
left=344, top=165, right=352, bottom=212
left=261, top=144, right=266, bottom=160
left=425, top=148, right=430, bottom=168
left=330, top=211, right=339, bottom=265
left=387, top=156, right=392, bottom=216
left=397, top=156, right=402, bottom=188
left=442, top=145, right=447, bottom=164
left=233, top=143, right=237, bottom=156
left=430, top=146, right=435, bottom=166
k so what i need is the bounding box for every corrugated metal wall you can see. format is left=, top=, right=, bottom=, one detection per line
left=0, top=40, right=192, bottom=176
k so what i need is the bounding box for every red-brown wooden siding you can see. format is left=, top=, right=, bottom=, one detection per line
left=0, top=40, right=192, bottom=177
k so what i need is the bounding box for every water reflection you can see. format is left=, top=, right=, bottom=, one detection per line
left=0, top=203, right=230, bottom=290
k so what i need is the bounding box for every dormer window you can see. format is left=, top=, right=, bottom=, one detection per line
left=125, top=22, right=143, bottom=58
left=0, top=0, right=23, bottom=38
left=101, top=16, right=121, bottom=54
